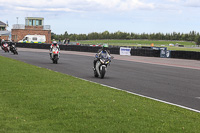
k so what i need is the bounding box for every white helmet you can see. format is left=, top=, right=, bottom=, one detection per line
left=52, top=41, right=57, bottom=45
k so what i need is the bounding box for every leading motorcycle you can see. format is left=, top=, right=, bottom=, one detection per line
left=50, top=46, right=60, bottom=64
left=94, top=53, right=113, bottom=79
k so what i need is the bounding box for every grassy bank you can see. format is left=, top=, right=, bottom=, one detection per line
left=78, top=39, right=194, bottom=46
left=0, top=56, right=200, bottom=132
left=78, top=39, right=200, bottom=52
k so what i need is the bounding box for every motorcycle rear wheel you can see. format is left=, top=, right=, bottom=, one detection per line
left=94, top=70, right=98, bottom=77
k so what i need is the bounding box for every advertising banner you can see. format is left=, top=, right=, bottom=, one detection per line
left=120, top=47, right=131, bottom=56
left=166, top=50, right=171, bottom=58
left=160, top=48, right=171, bottom=58
left=160, top=47, right=167, bottom=58
left=151, top=47, right=171, bottom=58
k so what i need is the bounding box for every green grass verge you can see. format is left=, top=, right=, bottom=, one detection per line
left=78, top=40, right=195, bottom=46
left=167, top=47, right=200, bottom=52
left=0, top=56, right=200, bottom=132
left=78, top=40, right=200, bottom=52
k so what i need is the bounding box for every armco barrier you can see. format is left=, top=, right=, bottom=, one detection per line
left=15, top=43, right=200, bottom=60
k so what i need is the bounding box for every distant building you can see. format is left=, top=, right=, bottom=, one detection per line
left=0, top=21, right=10, bottom=40
left=0, top=21, right=7, bottom=31
left=12, top=17, right=51, bottom=43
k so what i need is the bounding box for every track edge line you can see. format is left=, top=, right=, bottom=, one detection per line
left=77, top=77, right=200, bottom=113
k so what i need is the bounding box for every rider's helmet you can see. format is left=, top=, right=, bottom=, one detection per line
left=52, top=41, right=57, bottom=46
left=102, top=44, right=108, bottom=51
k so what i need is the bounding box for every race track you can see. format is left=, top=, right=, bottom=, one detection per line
left=1, top=48, right=200, bottom=112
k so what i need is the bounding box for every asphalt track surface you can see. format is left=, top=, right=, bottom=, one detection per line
left=1, top=48, right=200, bottom=112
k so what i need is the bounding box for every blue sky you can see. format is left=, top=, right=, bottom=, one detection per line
left=0, top=0, right=200, bottom=34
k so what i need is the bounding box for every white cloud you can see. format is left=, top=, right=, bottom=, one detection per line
left=185, top=0, right=200, bottom=7
left=86, top=0, right=155, bottom=11
left=2, top=0, right=198, bottom=14
left=1, top=0, right=200, bottom=34
left=167, top=0, right=181, bottom=2
left=119, top=0, right=155, bottom=10
left=0, top=0, right=154, bottom=13
left=0, top=0, right=189, bottom=18
left=12, top=6, right=81, bottom=12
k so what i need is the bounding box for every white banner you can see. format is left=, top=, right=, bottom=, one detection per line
left=120, top=47, right=131, bottom=56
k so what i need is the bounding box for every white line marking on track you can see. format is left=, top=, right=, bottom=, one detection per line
left=76, top=77, right=200, bottom=113
left=196, top=97, right=200, bottom=99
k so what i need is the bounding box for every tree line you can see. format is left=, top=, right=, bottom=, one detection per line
left=51, top=31, right=200, bottom=45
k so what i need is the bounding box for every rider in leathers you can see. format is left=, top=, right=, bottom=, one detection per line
left=49, top=41, right=60, bottom=59
left=9, top=42, right=16, bottom=52
left=93, top=44, right=111, bottom=70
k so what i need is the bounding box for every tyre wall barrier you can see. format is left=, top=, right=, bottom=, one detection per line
left=15, top=43, right=200, bottom=60
left=131, top=49, right=160, bottom=57
left=16, top=43, right=160, bottom=57
left=16, top=43, right=51, bottom=49
left=171, top=51, right=200, bottom=60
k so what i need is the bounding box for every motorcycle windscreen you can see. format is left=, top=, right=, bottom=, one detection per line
left=100, top=52, right=108, bottom=59
left=52, top=47, right=58, bottom=53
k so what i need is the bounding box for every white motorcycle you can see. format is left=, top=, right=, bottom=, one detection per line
left=2, top=43, right=9, bottom=52
left=51, top=46, right=60, bottom=64
left=94, top=53, right=113, bottom=79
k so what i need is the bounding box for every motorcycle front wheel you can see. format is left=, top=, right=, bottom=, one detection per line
left=100, top=67, right=106, bottom=79
left=53, top=55, right=58, bottom=64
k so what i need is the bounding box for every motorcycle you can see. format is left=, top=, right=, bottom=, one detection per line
left=2, top=43, right=9, bottom=52
left=10, top=44, right=18, bottom=55
left=94, top=53, right=113, bottom=79
left=50, top=46, right=60, bottom=64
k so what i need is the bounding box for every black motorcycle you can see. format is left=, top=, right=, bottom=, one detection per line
left=10, top=44, right=18, bottom=55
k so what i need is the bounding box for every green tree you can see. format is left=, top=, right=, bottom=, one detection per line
left=195, top=36, right=200, bottom=45
left=102, top=31, right=110, bottom=39
left=51, top=31, right=200, bottom=42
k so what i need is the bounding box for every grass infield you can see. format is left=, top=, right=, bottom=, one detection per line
left=78, top=40, right=200, bottom=52
left=0, top=56, right=200, bottom=132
